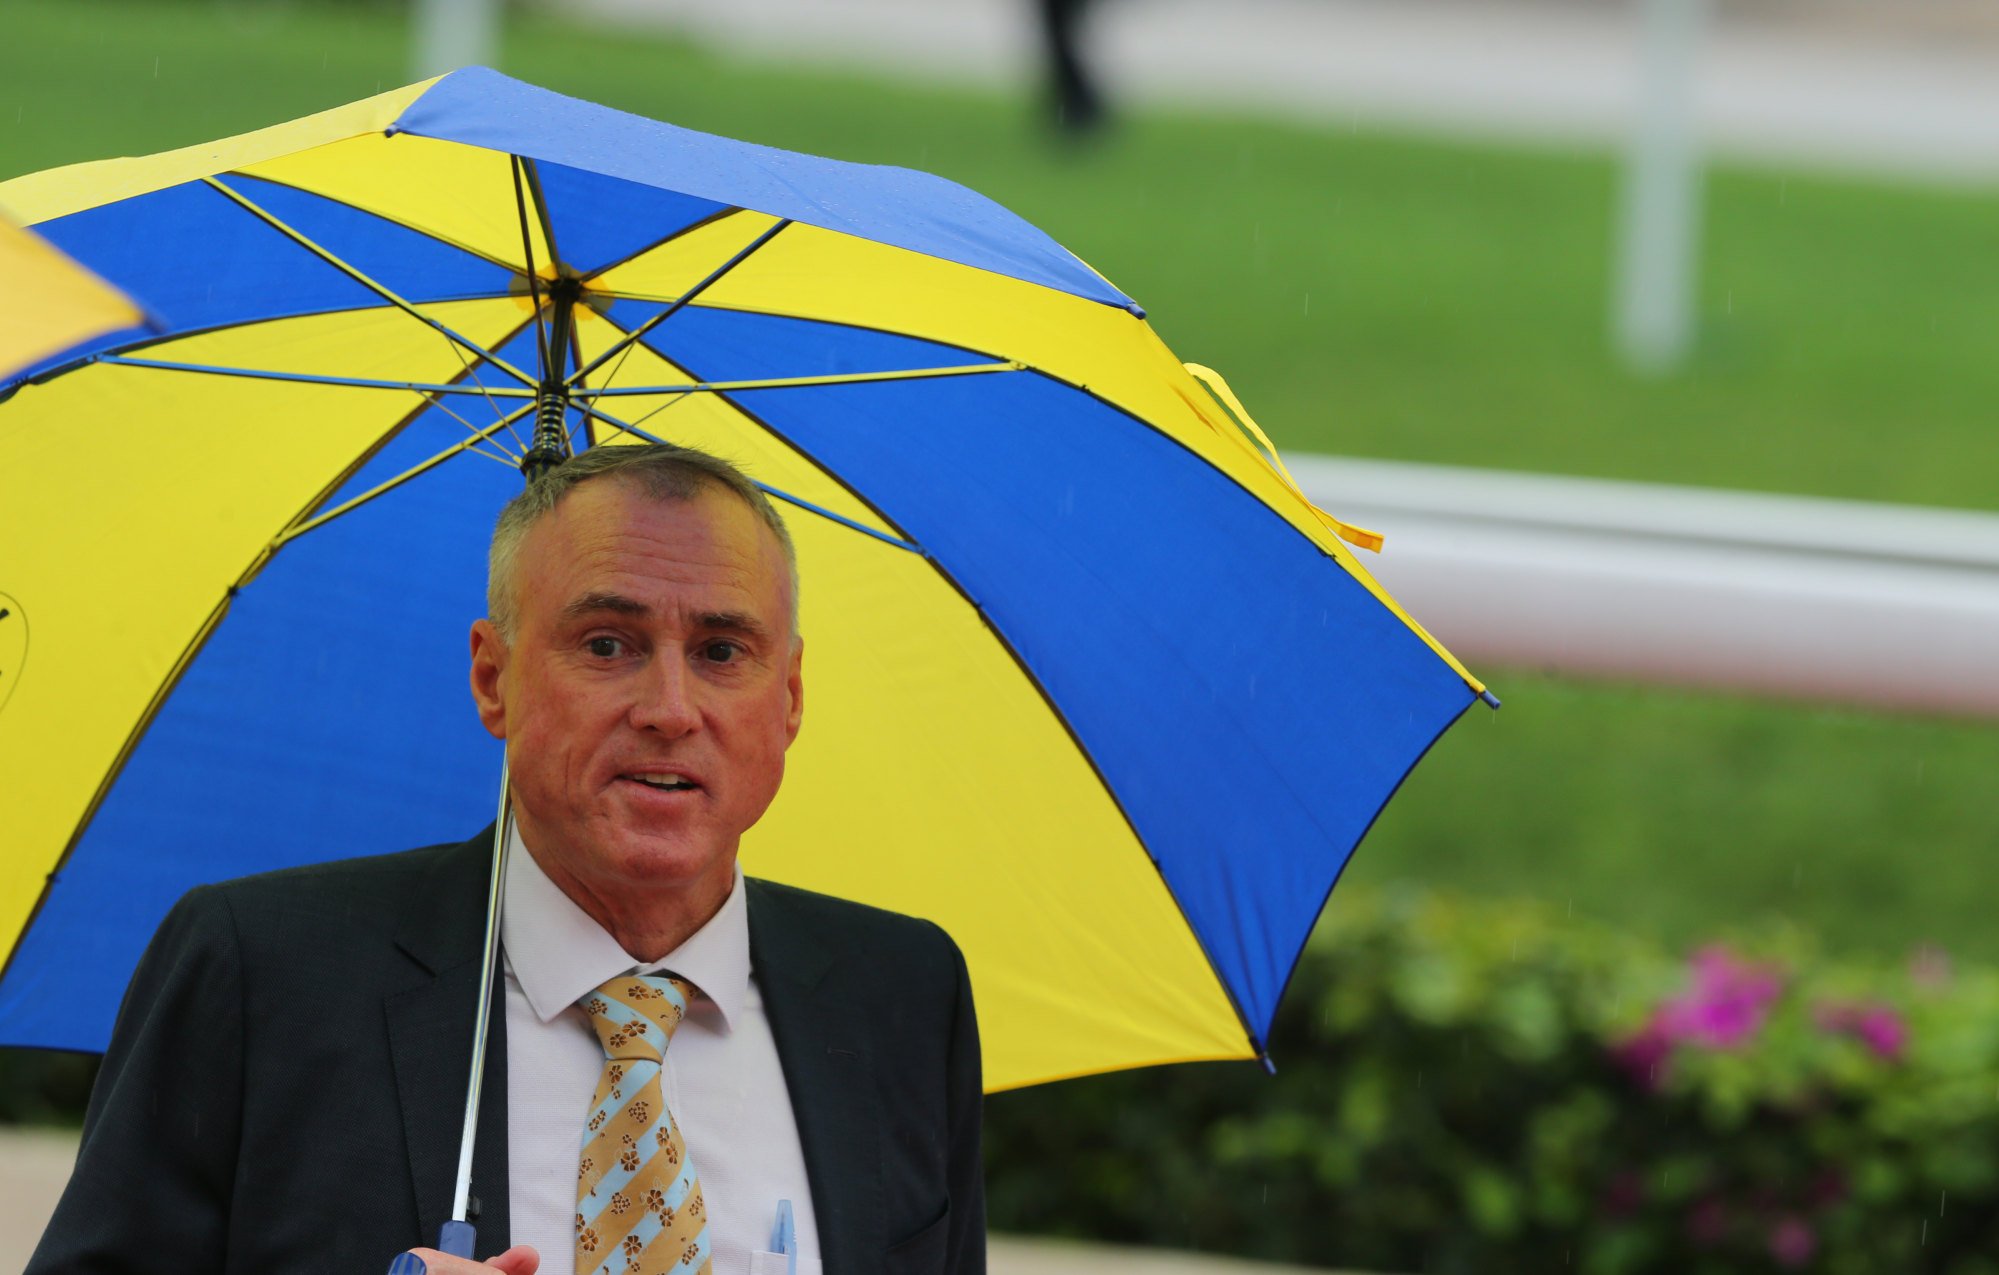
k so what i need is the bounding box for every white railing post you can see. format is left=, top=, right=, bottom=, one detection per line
left=412, top=0, right=502, bottom=81
left=1612, top=0, right=1707, bottom=374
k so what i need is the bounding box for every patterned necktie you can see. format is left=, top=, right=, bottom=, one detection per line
left=575, top=974, right=712, bottom=1275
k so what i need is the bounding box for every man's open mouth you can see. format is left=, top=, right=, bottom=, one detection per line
left=624, top=773, right=698, bottom=792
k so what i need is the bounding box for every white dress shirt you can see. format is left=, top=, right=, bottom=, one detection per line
left=501, top=828, right=821, bottom=1273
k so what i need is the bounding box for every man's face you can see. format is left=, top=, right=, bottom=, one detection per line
left=468, top=479, right=803, bottom=906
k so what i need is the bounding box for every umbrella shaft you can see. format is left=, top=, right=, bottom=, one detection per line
left=452, top=756, right=514, bottom=1225
left=522, top=283, right=579, bottom=481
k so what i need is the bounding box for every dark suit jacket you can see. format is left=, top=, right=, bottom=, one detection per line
left=28, top=828, right=984, bottom=1275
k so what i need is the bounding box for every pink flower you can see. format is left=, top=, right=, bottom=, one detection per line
left=1662, top=947, right=1785, bottom=1049
left=1613, top=946, right=1785, bottom=1085
left=1768, top=1215, right=1816, bottom=1268
left=1814, top=1001, right=1909, bottom=1061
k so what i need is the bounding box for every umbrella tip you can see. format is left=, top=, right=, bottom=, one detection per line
left=1479, top=688, right=1502, bottom=710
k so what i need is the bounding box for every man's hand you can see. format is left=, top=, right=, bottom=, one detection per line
left=387, top=1244, right=539, bottom=1275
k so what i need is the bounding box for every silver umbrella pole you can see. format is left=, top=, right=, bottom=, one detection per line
left=440, top=749, right=515, bottom=1257
left=436, top=283, right=575, bottom=1257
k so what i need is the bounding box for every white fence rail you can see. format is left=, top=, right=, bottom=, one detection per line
left=1292, top=457, right=1999, bottom=719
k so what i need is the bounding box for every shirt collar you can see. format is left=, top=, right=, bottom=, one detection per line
left=500, top=821, right=749, bottom=1031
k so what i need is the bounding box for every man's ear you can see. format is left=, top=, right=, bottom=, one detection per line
left=783, top=636, right=805, bottom=746
left=469, top=618, right=510, bottom=740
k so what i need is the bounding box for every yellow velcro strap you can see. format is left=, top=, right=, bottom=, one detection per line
left=1182, top=362, right=1384, bottom=553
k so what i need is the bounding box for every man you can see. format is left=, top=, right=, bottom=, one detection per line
left=29, top=444, right=984, bottom=1275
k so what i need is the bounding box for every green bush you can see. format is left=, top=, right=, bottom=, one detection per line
left=985, top=889, right=1999, bottom=1274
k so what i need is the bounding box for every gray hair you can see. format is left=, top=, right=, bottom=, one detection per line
left=486, top=443, right=799, bottom=639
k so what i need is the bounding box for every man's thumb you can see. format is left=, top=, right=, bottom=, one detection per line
left=487, top=1244, right=541, bottom=1275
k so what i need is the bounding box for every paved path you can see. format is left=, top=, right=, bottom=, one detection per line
left=0, top=1128, right=1362, bottom=1274
left=565, top=0, right=1999, bottom=182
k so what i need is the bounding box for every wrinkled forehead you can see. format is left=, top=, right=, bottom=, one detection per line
left=519, top=478, right=794, bottom=615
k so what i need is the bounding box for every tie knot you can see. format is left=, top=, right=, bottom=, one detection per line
left=578, top=973, right=695, bottom=1062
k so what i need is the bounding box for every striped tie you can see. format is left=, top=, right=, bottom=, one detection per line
left=575, top=974, right=712, bottom=1275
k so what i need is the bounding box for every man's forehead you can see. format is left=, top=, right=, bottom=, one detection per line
left=536, top=483, right=768, bottom=561
left=519, top=482, right=790, bottom=610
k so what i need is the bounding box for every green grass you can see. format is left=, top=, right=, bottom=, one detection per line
left=1339, top=673, right=1999, bottom=964
left=5, top=0, right=1998, bottom=966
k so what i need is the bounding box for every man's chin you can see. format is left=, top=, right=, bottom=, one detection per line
left=598, top=835, right=735, bottom=891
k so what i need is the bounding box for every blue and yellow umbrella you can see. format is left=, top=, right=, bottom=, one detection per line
left=0, top=69, right=1492, bottom=1092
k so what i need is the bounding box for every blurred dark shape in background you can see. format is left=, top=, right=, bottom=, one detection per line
left=1038, top=0, right=1107, bottom=135
left=0, top=1050, right=97, bottom=1127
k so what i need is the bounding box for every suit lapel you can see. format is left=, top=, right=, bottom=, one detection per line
left=385, top=828, right=514, bottom=1255
left=747, top=879, right=884, bottom=1275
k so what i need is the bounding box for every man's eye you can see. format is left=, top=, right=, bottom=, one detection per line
left=586, top=636, right=626, bottom=658
left=700, top=640, right=741, bottom=663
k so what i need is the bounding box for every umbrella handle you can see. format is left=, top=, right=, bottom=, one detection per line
left=436, top=1220, right=477, bottom=1258
left=383, top=1221, right=476, bottom=1274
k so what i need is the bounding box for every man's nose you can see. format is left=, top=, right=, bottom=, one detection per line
left=629, top=653, right=701, bottom=735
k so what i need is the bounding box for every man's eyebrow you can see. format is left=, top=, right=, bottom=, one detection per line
left=562, top=592, right=650, bottom=620
left=697, top=610, right=775, bottom=640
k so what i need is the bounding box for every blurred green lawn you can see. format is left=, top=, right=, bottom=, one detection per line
left=5, top=0, right=1996, bottom=964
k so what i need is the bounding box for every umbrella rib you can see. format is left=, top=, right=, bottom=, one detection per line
left=579, top=205, right=741, bottom=283
left=269, top=399, right=538, bottom=550
left=92, top=354, right=530, bottom=463
left=567, top=218, right=792, bottom=391
left=417, top=389, right=527, bottom=466
left=573, top=361, right=1022, bottom=398
left=572, top=398, right=924, bottom=555
left=510, top=156, right=556, bottom=383
left=438, top=332, right=532, bottom=456
left=94, top=356, right=535, bottom=398
left=201, top=176, right=539, bottom=389
left=518, top=157, right=567, bottom=279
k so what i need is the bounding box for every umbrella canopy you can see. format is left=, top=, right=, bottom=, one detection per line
left=0, top=217, right=147, bottom=381
left=0, top=69, right=1491, bottom=1091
